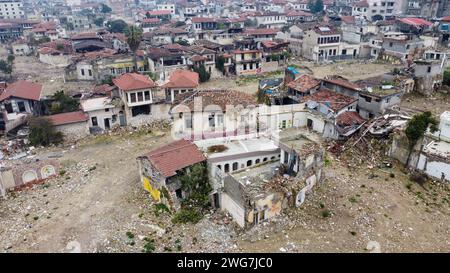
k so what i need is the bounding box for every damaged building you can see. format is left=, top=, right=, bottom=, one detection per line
left=220, top=129, right=325, bottom=229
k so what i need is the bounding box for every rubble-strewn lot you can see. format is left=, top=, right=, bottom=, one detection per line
left=1, top=127, right=449, bottom=253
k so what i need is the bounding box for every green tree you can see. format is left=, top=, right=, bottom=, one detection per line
left=56, top=44, right=64, bottom=51
left=404, top=111, right=439, bottom=166
left=50, top=90, right=79, bottom=114
left=179, top=163, right=211, bottom=208
left=100, top=3, right=112, bottom=13
left=94, top=17, right=105, bottom=27
left=107, top=19, right=128, bottom=33
left=124, top=25, right=143, bottom=71
left=193, top=64, right=210, bottom=83
left=7, top=54, right=14, bottom=63
left=175, top=39, right=189, bottom=46
left=215, top=55, right=225, bottom=73
left=0, top=60, right=12, bottom=74
left=28, top=117, right=63, bottom=146
left=444, top=68, right=450, bottom=86
left=308, top=0, right=324, bottom=14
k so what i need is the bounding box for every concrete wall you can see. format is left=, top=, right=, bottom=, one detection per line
left=417, top=154, right=450, bottom=183
left=39, top=53, right=70, bottom=67
left=221, top=192, right=245, bottom=227
left=55, top=121, right=89, bottom=141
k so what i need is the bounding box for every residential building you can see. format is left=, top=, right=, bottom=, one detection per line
left=47, top=111, right=89, bottom=141
left=254, top=12, right=287, bottom=29
left=0, top=0, right=25, bottom=20
left=231, top=49, right=262, bottom=76
left=161, top=69, right=199, bottom=103
left=137, top=139, right=207, bottom=210
left=80, top=96, right=124, bottom=133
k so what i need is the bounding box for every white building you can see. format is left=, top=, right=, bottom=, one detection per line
left=0, top=0, right=24, bottom=19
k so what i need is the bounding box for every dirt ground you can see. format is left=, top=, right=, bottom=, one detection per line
left=400, top=92, right=450, bottom=117
left=1, top=129, right=449, bottom=253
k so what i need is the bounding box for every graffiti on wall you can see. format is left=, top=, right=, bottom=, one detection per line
left=143, top=177, right=161, bottom=202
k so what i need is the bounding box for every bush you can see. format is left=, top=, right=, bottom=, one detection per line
left=410, top=173, right=427, bottom=185
left=207, top=145, right=228, bottom=153
left=444, top=68, right=450, bottom=86
left=321, top=209, right=331, bottom=218
left=142, top=237, right=155, bottom=253
left=172, top=208, right=202, bottom=224
left=28, top=117, right=63, bottom=146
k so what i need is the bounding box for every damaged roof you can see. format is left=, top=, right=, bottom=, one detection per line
left=142, top=139, right=206, bottom=178
left=302, top=89, right=357, bottom=112
left=287, top=74, right=320, bottom=93
left=48, top=111, right=88, bottom=126
left=172, top=90, right=257, bottom=112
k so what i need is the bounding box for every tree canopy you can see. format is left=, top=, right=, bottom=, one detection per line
left=50, top=90, right=79, bottom=114
left=107, top=19, right=128, bottom=33
left=308, top=0, right=324, bottom=14
left=28, top=117, right=63, bottom=146
left=100, top=3, right=112, bottom=13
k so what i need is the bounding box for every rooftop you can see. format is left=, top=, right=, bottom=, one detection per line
left=0, top=80, right=43, bottom=101
left=162, top=69, right=199, bottom=89
left=302, top=89, right=357, bottom=112
left=287, top=74, right=320, bottom=93
left=141, top=139, right=206, bottom=178
left=113, top=73, right=156, bottom=91
left=80, top=97, right=115, bottom=112
left=195, top=136, right=279, bottom=160
left=48, top=111, right=88, bottom=126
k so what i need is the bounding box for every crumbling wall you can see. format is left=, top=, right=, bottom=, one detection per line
left=389, top=130, right=422, bottom=167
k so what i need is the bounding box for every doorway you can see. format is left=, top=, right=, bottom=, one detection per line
left=104, top=118, right=110, bottom=130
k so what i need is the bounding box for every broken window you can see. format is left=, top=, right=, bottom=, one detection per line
left=91, top=117, right=98, bottom=126
left=17, top=101, right=26, bottom=112
left=131, top=105, right=151, bottom=117
left=5, top=102, right=13, bottom=113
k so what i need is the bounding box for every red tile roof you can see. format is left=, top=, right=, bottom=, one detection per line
left=244, top=28, right=279, bottom=36
left=113, top=73, right=156, bottom=91
left=302, top=89, right=357, bottom=112
left=442, top=16, right=450, bottom=22
left=398, top=18, right=433, bottom=27
left=147, top=10, right=172, bottom=16
left=0, top=80, right=43, bottom=101
left=163, top=69, right=199, bottom=88
left=336, top=111, right=366, bottom=126
left=143, top=139, right=206, bottom=178
left=353, top=0, right=368, bottom=7
left=192, top=17, right=217, bottom=23
left=323, top=76, right=361, bottom=91
left=341, top=16, right=355, bottom=24
left=287, top=74, right=320, bottom=93
left=48, top=111, right=88, bottom=126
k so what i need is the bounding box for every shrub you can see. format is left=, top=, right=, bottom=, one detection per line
left=321, top=210, right=331, bottom=218
left=126, top=231, right=134, bottom=239
left=142, top=237, right=155, bottom=253
left=172, top=208, right=202, bottom=224
left=410, top=173, right=427, bottom=185
left=28, top=117, right=63, bottom=146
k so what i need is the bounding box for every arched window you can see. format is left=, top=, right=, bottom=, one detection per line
left=263, top=157, right=268, bottom=162
left=224, top=164, right=230, bottom=173
left=247, top=160, right=252, bottom=167
left=22, top=170, right=38, bottom=184
left=232, top=162, right=238, bottom=171
left=255, top=159, right=260, bottom=164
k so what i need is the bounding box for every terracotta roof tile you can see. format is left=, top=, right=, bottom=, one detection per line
left=113, top=73, right=156, bottom=91
left=302, top=89, right=357, bottom=112
left=336, top=111, right=366, bottom=126
left=0, top=80, right=43, bottom=101
left=48, top=111, right=88, bottom=126
left=287, top=74, right=320, bottom=93
left=163, top=69, right=199, bottom=88
left=143, top=139, right=206, bottom=178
